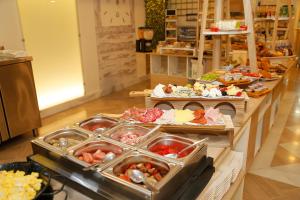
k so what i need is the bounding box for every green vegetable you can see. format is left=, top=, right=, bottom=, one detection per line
left=200, top=73, right=219, bottom=81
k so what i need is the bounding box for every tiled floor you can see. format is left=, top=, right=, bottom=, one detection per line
left=1, top=67, right=300, bottom=199
left=245, top=66, right=300, bottom=199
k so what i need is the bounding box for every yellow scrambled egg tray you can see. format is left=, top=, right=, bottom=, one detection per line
left=0, top=170, right=42, bottom=200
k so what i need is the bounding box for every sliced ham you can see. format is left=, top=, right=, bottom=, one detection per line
left=205, top=108, right=221, bottom=124
left=121, top=107, right=163, bottom=123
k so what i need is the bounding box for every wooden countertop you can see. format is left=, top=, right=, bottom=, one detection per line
left=136, top=52, right=197, bottom=58
left=0, top=56, right=32, bottom=66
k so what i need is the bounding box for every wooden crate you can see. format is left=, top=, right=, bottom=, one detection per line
left=145, top=96, right=246, bottom=126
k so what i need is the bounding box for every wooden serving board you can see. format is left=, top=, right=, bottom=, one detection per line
left=218, top=78, right=252, bottom=88
left=100, top=114, right=229, bottom=131
left=247, top=89, right=271, bottom=98
left=150, top=96, right=245, bottom=101
left=140, top=123, right=226, bottom=131
left=129, top=89, right=152, bottom=97
left=262, top=55, right=296, bottom=60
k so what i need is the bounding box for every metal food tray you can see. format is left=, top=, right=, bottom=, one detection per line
left=101, top=151, right=181, bottom=199
left=102, top=123, right=159, bottom=148
left=75, top=115, right=119, bottom=136
left=66, top=137, right=132, bottom=171
left=138, top=133, right=206, bottom=166
left=32, top=128, right=92, bottom=156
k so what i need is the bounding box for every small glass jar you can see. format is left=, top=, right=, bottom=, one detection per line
left=143, top=28, right=154, bottom=40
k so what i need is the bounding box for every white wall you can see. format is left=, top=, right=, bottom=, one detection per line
left=76, top=0, right=100, bottom=96
left=18, top=0, right=84, bottom=110
left=0, top=0, right=24, bottom=50
left=0, top=0, right=146, bottom=114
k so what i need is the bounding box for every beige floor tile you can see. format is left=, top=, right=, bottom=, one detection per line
left=272, top=163, right=300, bottom=174
left=250, top=168, right=300, bottom=187
left=244, top=173, right=298, bottom=200
left=271, top=145, right=300, bottom=166
left=280, top=142, right=300, bottom=159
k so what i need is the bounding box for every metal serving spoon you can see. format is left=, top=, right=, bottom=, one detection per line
left=58, top=138, right=68, bottom=148
left=83, top=152, right=116, bottom=171
left=129, top=169, right=158, bottom=192
left=164, top=138, right=208, bottom=159
left=132, top=124, right=161, bottom=144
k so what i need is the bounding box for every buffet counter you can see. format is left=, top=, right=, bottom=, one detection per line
left=196, top=59, right=296, bottom=199
left=27, top=59, right=296, bottom=199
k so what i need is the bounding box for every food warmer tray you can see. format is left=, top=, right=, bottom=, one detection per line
left=32, top=128, right=92, bottom=156
left=137, top=132, right=205, bottom=166
left=75, top=115, right=119, bottom=134
left=28, top=152, right=214, bottom=200
left=30, top=142, right=213, bottom=200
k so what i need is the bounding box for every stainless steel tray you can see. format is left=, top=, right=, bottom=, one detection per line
left=138, top=133, right=206, bottom=166
left=32, top=127, right=92, bottom=156
left=102, top=123, right=159, bottom=148
left=66, top=137, right=132, bottom=171
left=75, top=115, right=119, bottom=136
left=101, top=151, right=180, bottom=198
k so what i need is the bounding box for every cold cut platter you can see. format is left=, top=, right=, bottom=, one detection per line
left=120, top=107, right=228, bottom=131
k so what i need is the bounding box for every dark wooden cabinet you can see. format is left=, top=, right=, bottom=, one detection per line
left=0, top=57, right=41, bottom=143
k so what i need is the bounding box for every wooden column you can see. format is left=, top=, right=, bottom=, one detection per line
left=212, top=0, right=223, bottom=70
left=243, top=0, right=257, bottom=71
left=198, top=0, right=209, bottom=75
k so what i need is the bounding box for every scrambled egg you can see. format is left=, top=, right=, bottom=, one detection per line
left=0, top=170, right=42, bottom=200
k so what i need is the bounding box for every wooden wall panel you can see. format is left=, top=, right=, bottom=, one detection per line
left=94, top=0, right=139, bottom=96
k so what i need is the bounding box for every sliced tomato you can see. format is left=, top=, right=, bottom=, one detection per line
left=154, top=173, right=162, bottom=181
left=236, top=91, right=242, bottom=96
left=199, top=117, right=207, bottom=124
left=145, top=163, right=152, bottom=170
left=119, top=174, right=131, bottom=182
left=210, top=27, right=219, bottom=32
left=129, top=164, right=137, bottom=169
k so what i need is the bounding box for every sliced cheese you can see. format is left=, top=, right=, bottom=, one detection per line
left=175, top=109, right=194, bottom=123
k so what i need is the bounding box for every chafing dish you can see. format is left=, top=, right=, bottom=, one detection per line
left=32, top=128, right=91, bottom=155
left=138, top=133, right=206, bottom=166
left=103, top=124, right=158, bottom=147
left=66, top=138, right=132, bottom=171
left=102, top=151, right=181, bottom=199
left=76, top=115, right=119, bottom=135
left=31, top=127, right=210, bottom=200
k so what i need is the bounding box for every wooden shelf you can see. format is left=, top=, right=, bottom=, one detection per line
left=203, top=30, right=250, bottom=36
left=277, top=27, right=288, bottom=31
left=166, top=28, right=177, bottom=30
left=255, top=17, right=289, bottom=21
left=165, top=37, right=177, bottom=40
left=266, top=39, right=289, bottom=43
left=165, top=19, right=177, bottom=22
left=160, top=47, right=195, bottom=51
